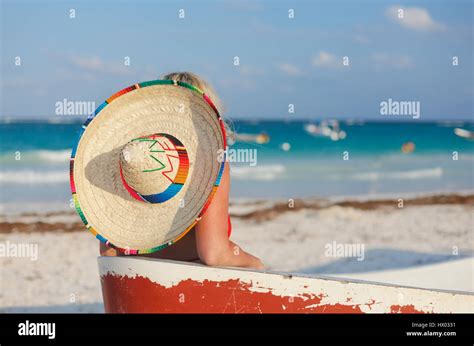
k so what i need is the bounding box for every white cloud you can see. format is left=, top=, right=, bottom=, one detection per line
left=70, top=55, right=132, bottom=76
left=239, top=65, right=266, bottom=76
left=55, top=67, right=97, bottom=82
left=276, top=63, right=302, bottom=76
left=372, top=53, right=414, bottom=69
left=312, top=51, right=341, bottom=69
left=70, top=56, right=103, bottom=71
left=386, top=6, right=446, bottom=32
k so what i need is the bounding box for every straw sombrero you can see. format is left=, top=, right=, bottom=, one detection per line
left=70, top=80, right=227, bottom=254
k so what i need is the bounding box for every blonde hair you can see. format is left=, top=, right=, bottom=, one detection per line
left=161, top=71, right=233, bottom=137
left=161, top=71, right=224, bottom=114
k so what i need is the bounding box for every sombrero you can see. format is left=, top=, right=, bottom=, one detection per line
left=70, top=80, right=227, bottom=254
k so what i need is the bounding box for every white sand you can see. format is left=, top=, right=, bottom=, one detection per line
left=0, top=232, right=102, bottom=312
left=0, top=202, right=472, bottom=312
left=232, top=204, right=473, bottom=273
left=324, top=257, right=474, bottom=293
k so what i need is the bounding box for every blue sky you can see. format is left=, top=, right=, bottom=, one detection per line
left=1, top=0, right=473, bottom=120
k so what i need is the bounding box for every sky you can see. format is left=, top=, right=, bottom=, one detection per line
left=0, top=0, right=473, bottom=120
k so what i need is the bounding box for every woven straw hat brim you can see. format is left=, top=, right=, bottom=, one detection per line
left=70, top=80, right=226, bottom=254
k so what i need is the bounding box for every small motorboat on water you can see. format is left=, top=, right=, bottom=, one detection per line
left=454, top=128, right=474, bottom=140
left=98, top=256, right=473, bottom=313
left=229, top=132, right=270, bottom=145
left=304, top=120, right=346, bottom=141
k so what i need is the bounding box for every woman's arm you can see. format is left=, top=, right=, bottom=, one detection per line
left=195, top=162, right=265, bottom=269
left=100, top=162, right=264, bottom=270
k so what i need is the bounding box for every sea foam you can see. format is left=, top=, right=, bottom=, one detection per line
left=0, top=170, right=68, bottom=184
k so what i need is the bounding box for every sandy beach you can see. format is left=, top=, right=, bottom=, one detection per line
left=0, top=193, right=473, bottom=313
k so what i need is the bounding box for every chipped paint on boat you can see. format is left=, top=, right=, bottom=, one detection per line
left=98, top=256, right=474, bottom=313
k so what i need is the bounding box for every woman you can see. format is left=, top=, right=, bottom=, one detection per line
left=100, top=72, right=265, bottom=270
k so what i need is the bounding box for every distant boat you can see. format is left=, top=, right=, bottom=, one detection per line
left=437, top=121, right=465, bottom=127
left=454, top=128, right=474, bottom=140
left=304, top=120, right=346, bottom=141
left=232, top=132, right=270, bottom=144
left=345, top=119, right=365, bottom=126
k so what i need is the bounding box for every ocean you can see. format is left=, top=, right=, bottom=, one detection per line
left=0, top=120, right=473, bottom=214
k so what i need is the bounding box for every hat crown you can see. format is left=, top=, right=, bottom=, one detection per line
left=120, top=134, right=185, bottom=199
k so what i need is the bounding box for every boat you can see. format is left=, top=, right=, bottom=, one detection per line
left=98, top=256, right=473, bottom=313
left=454, top=128, right=474, bottom=140
left=231, top=132, right=270, bottom=144
left=304, top=120, right=346, bottom=141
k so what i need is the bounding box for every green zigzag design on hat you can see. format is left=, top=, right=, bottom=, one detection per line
left=131, top=138, right=166, bottom=173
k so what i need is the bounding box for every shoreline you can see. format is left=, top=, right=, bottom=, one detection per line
left=1, top=192, right=472, bottom=233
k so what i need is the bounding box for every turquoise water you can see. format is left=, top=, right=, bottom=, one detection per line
left=0, top=120, right=473, bottom=210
